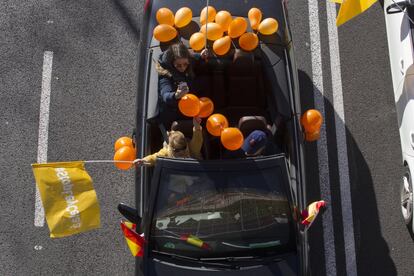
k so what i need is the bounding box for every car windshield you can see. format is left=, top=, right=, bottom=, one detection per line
left=150, top=164, right=296, bottom=259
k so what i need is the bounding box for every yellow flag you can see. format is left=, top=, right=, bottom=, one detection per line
left=32, top=161, right=101, bottom=238
left=336, top=0, right=377, bottom=26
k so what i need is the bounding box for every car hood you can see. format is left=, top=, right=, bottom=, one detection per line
left=145, top=253, right=299, bottom=276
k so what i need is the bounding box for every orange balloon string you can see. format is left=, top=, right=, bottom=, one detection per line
left=204, top=0, right=209, bottom=50
left=230, top=38, right=237, bottom=49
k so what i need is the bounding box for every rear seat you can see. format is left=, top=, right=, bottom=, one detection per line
left=222, top=50, right=267, bottom=124
left=192, top=62, right=211, bottom=98
left=191, top=51, right=270, bottom=159
left=193, top=50, right=268, bottom=122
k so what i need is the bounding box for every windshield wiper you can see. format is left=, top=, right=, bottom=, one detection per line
left=151, top=250, right=240, bottom=269
left=201, top=255, right=284, bottom=266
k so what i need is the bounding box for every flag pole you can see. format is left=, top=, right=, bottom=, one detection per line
left=84, top=160, right=150, bottom=166
left=83, top=160, right=131, bottom=163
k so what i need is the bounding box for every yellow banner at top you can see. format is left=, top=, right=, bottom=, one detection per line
left=32, top=161, right=100, bottom=238
left=336, top=0, right=378, bottom=26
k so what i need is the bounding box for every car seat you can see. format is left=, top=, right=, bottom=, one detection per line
left=238, top=116, right=285, bottom=156
left=223, top=49, right=267, bottom=123
left=238, top=116, right=272, bottom=137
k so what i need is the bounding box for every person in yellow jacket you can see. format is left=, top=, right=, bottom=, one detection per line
left=134, top=117, right=203, bottom=166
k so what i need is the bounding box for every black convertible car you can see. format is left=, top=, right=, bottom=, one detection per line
left=121, top=0, right=312, bottom=275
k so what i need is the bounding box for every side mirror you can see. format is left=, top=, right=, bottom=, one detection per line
left=118, top=203, right=142, bottom=228
left=300, top=109, right=323, bottom=142
left=386, top=0, right=408, bottom=14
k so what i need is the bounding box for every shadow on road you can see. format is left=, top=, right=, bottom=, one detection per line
left=298, top=70, right=397, bottom=276
left=111, top=0, right=140, bottom=41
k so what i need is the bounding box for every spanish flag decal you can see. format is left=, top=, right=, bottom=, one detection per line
left=301, top=200, right=326, bottom=227
left=180, top=234, right=210, bottom=250
left=120, top=220, right=144, bottom=257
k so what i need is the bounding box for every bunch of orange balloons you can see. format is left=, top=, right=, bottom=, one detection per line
left=207, top=114, right=244, bottom=150
left=300, top=109, right=323, bottom=142
left=153, top=7, right=193, bottom=42
left=178, top=94, right=243, bottom=150
left=154, top=6, right=279, bottom=52
left=178, top=94, right=214, bottom=118
left=113, top=137, right=136, bottom=170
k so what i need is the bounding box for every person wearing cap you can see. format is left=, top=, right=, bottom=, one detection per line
left=223, top=130, right=281, bottom=159
left=134, top=117, right=203, bottom=166
left=242, top=130, right=269, bottom=156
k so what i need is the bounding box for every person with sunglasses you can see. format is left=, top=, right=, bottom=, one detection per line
left=155, top=43, right=208, bottom=130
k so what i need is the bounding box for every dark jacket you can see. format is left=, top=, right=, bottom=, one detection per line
left=157, top=52, right=199, bottom=128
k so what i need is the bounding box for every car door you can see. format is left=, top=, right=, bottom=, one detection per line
left=399, top=64, right=414, bottom=157
left=385, top=0, right=413, bottom=99
left=385, top=1, right=414, bottom=156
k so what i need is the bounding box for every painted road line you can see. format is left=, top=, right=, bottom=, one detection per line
left=308, top=0, right=337, bottom=275
left=326, top=2, right=357, bottom=275
left=35, top=51, right=53, bottom=227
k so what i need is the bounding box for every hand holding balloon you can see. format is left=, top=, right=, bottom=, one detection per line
left=175, top=83, right=189, bottom=99
left=193, top=117, right=202, bottom=130
left=200, top=48, right=210, bottom=60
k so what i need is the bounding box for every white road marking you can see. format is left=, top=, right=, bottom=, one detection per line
left=326, top=2, right=357, bottom=275
left=34, top=51, right=53, bottom=227
left=308, top=0, right=337, bottom=275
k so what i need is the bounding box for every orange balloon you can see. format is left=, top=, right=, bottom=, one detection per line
left=200, top=23, right=223, bottom=41
left=305, top=130, right=320, bottom=142
left=206, top=114, right=229, bottom=136
left=239, top=32, right=259, bottom=51
left=156, top=7, right=175, bottom=26
left=301, top=109, right=323, bottom=133
left=114, top=137, right=134, bottom=152
left=213, top=36, right=231, bottom=55
left=221, top=128, right=244, bottom=150
left=200, top=6, right=217, bottom=25
left=258, top=18, right=279, bottom=35
left=198, top=97, right=214, bottom=118
left=178, top=94, right=201, bottom=117
left=228, top=17, right=247, bottom=38
left=153, top=24, right=177, bottom=42
left=114, top=146, right=135, bottom=170
left=189, top=32, right=206, bottom=51
left=248, top=7, right=262, bottom=30
left=175, top=7, right=192, bottom=28
left=215, top=10, right=232, bottom=32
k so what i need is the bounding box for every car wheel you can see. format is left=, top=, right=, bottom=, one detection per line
left=401, top=167, right=413, bottom=225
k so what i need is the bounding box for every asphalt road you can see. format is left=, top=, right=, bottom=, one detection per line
left=1, top=0, right=414, bottom=275
left=289, top=1, right=414, bottom=275
left=1, top=0, right=141, bottom=275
